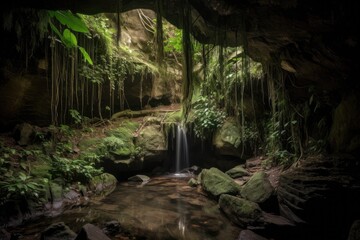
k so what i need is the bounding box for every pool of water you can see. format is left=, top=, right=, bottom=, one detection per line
left=7, top=174, right=241, bottom=239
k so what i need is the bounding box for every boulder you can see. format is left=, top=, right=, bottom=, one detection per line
left=40, top=222, right=76, bottom=240
left=135, top=124, right=167, bottom=165
left=74, top=223, right=111, bottom=240
left=226, top=165, right=250, bottom=178
left=213, top=118, right=242, bottom=158
left=241, top=172, right=274, bottom=204
left=219, top=194, right=263, bottom=228
left=200, top=168, right=241, bottom=198
left=89, top=173, right=117, bottom=195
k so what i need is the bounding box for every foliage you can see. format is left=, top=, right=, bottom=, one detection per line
left=81, top=14, right=114, bottom=54
left=264, top=112, right=298, bottom=166
left=0, top=172, right=45, bottom=205
left=48, top=10, right=93, bottom=65
left=69, top=109, right=82, bottom=125
left=192, top=96, right=226, bottom=140
left=164, top=28, right=183, bottom=54
left=50, top=156, right=102, bottom=184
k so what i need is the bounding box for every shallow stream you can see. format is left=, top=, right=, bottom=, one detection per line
left=8, top=174, right=240, bottom=239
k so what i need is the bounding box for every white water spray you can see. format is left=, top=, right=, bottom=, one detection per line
left=175, top=124, right=189, bottom=173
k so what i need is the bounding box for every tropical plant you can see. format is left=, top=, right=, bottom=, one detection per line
left=69, top=109, right=82, bottom=125
left=48, top=10, right=93, bottom=64
left=50, top=156, right=102, bottom=184
left=0, top=172, right=45, bottom=205
left=192, top=96, right=226, bottom=140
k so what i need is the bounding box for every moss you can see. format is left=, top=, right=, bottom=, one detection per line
left=112, top=145, right=134, bottom=158
left=225, top=165, right=249, bottom=178
left=201, top=167, right=241, bottom=197
left=240, top=171, right=274, bottom=203
left=89, top=173, right=117, bottom=195
left=100, top=136, right=135, bottom=159
left=219, top=194, right=262, bottom=227
left=78, top=138, right=103, bottom=152
left=163, top=110, right=182, bottom=123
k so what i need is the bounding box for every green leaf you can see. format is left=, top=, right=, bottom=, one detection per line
left=63, top=29, right=77, bottom=47
left=49, top=20, right=65, bottom=42
left=52, top=10, right=89, bottom=33
left=79, top=47, right=93, bottom=65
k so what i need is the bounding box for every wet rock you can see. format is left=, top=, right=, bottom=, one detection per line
left=89, top=173, right=117, bottom=195
left=238, top=230, right=268, bottom=240
left=40, top=222, right=76, bottom=240
left=103, top=221, right=121, bottom=236
left=63, top=190, right=81, bottom=201
left=241, top=172, right=274, bottom=204
left=219, top=194, right=263, bottom=228
left=348, top=220, right=360, bottom=240
left=200, top=168, right=241, bottom=198
left=128, top=175, right=150, bottom=182
left=75, top=223, right=111, bottom=240
left=226, top=165, right=250, bottom=178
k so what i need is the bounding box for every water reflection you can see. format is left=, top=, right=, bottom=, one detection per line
left=7, top=175, right=240, bottom=240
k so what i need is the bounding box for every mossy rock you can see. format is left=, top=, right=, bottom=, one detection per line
left=200, top=167, right=241, bottom=198
left=225, top=165, right=249, bottom=178
left=241, top=171, right=274, bottom=203
left=89, top=173, right=117, bottom=196
left=136, top=125, right=166, bottom=157
left=100, top=136, right=135, bottom=159
left=213, top=118, right=242, bottom=157
left=106, top=121, right=138, bottom=139
left=219, top=194, right=263, bottom=228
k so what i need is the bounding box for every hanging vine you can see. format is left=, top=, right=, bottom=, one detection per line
left=181, top=0, right=193, bottom=121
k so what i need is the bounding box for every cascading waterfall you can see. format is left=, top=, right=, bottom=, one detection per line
left=175, top=123, right=189, bottom=173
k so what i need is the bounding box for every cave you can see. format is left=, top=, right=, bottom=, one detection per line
left=0, top=0, right=359, bottom=240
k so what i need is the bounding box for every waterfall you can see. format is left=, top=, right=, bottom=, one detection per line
left=175, top=124, right=189, bottom=173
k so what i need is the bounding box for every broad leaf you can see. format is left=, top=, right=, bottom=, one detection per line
left=63, top=29, right=77, bottom=47
left=79, top=47, right=93, bottom=65
left=52, top=10, right=89, bottom=33
left=49, top=20, right=65, bottom=42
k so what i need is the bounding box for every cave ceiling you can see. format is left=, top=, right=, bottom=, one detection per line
left=1, top=0, right=359, bottom=94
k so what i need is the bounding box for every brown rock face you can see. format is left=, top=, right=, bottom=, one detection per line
left=278, top=155, right=360, bottom=239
